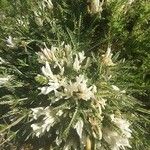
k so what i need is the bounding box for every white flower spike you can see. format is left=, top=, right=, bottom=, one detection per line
left=102, top=46, right=116, bottom=66
left=110, top=114, right=132, bottom=138
left=73, top=51, right=86, bottom=71
left=31, top=107, right=56, bottom=137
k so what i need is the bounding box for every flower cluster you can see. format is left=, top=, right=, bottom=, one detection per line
left=30, top=43, right=132, bottom=149
left=31, top=107, right=62, bottom=137
left=36, top=44, right=96, bottom=101
left=1, top=0, right=149, bottom=149
left=103, top=115, right=132, bottom=150
left=31, top=43, right=98, bottom=137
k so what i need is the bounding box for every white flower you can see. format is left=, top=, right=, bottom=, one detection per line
left=0, top=76, right=11, bottom=86
left=40, top=61, right=66, bottom=95
left=31, top=107, right=56, bottom=137
left=64, top=75, right=96, bottom=100
left=6, top=36, right=15, bottom=48
left=102, top=46, right=115, bottom=66
left=99, top=98, right=106, bottom=109
left=40, top=82, right=60, bottom=95
left=42, top=62, right=55, bottom=79
left=42, top=115, right=55, bottom=132
left=64, top=44, right=73, bottom=66
left=73, top=54, right=81, bottom=71
left=38, top=46, right=57, bottom=63
left=75, top=75, right=96, bottom=100
left=110, top=114, right=132, bottom=138
left=73, top=51, right=86, bottom=71
left=74, top=119, right=84, bottom=139
left=42, top=107, right=55, bottom=130
left=112, top=85, right=126, bottom=93
left=78, top=51, right=86, bottom=63
left=103, top=128, right=132, bottom=150
left=88, top=0, right=104, bottom=14
left=112, top=85, right=120, bottom=91
left=63, top=81, right=76, bottom=99
left=77, top=85, right=96, bottom=100
left=31, top=107, right=44, bottom=120
left=64, top=44, right=71, bottom=53
left=31, top=124, right=42, bottom=137
left=103, top=115, right=132, bottom=149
